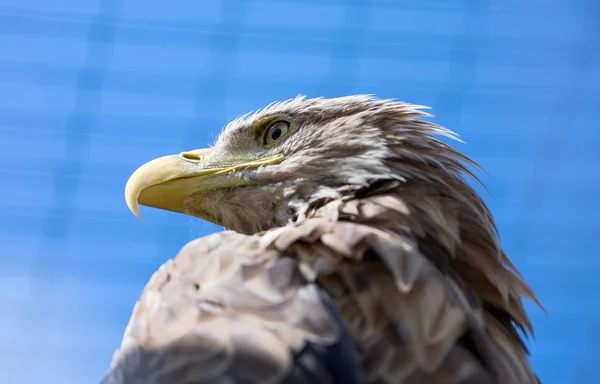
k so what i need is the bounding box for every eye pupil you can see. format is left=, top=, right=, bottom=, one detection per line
left=270, top=128, right=282, bottom=140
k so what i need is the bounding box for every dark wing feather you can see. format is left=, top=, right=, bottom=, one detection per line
left=255, top=181, right=539, bottom=384
left=102, top=232, right=361, bottom=384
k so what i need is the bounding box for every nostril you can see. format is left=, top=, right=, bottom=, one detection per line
left=180, top=152, right=202, bottom=161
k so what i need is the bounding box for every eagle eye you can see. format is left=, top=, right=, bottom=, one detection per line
left=263, top=120, right=292, bottom=146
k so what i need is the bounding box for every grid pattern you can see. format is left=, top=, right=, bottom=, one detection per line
left=0, top=1, right=598, bottom=383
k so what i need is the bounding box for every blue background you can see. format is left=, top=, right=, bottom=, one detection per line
left=0, top=1, right=598, bottom=383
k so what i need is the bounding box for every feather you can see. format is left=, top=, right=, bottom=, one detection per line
left=103, top=234, right=361, bottom=384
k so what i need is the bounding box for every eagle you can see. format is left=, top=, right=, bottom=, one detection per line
left=103, top=95, right=542, bottom=384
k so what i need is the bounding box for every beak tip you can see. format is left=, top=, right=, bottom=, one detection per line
left=126, top=196, right=143, bottom=221
left=133, top=207, right=143, bottom=221
left=125, top=180, right=143, bottom=221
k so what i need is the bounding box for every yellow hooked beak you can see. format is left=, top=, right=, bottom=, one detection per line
left=124, top=149, right=285, bottom=219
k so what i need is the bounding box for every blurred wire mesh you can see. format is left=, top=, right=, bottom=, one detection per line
left=0, top=0, right=598, bottom=383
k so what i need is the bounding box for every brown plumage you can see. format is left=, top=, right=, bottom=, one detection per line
left=106, top=95, right=542, bottom=383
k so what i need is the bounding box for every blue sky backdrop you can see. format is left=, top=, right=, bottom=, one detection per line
left=0, top=0, right=599, bottom=383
